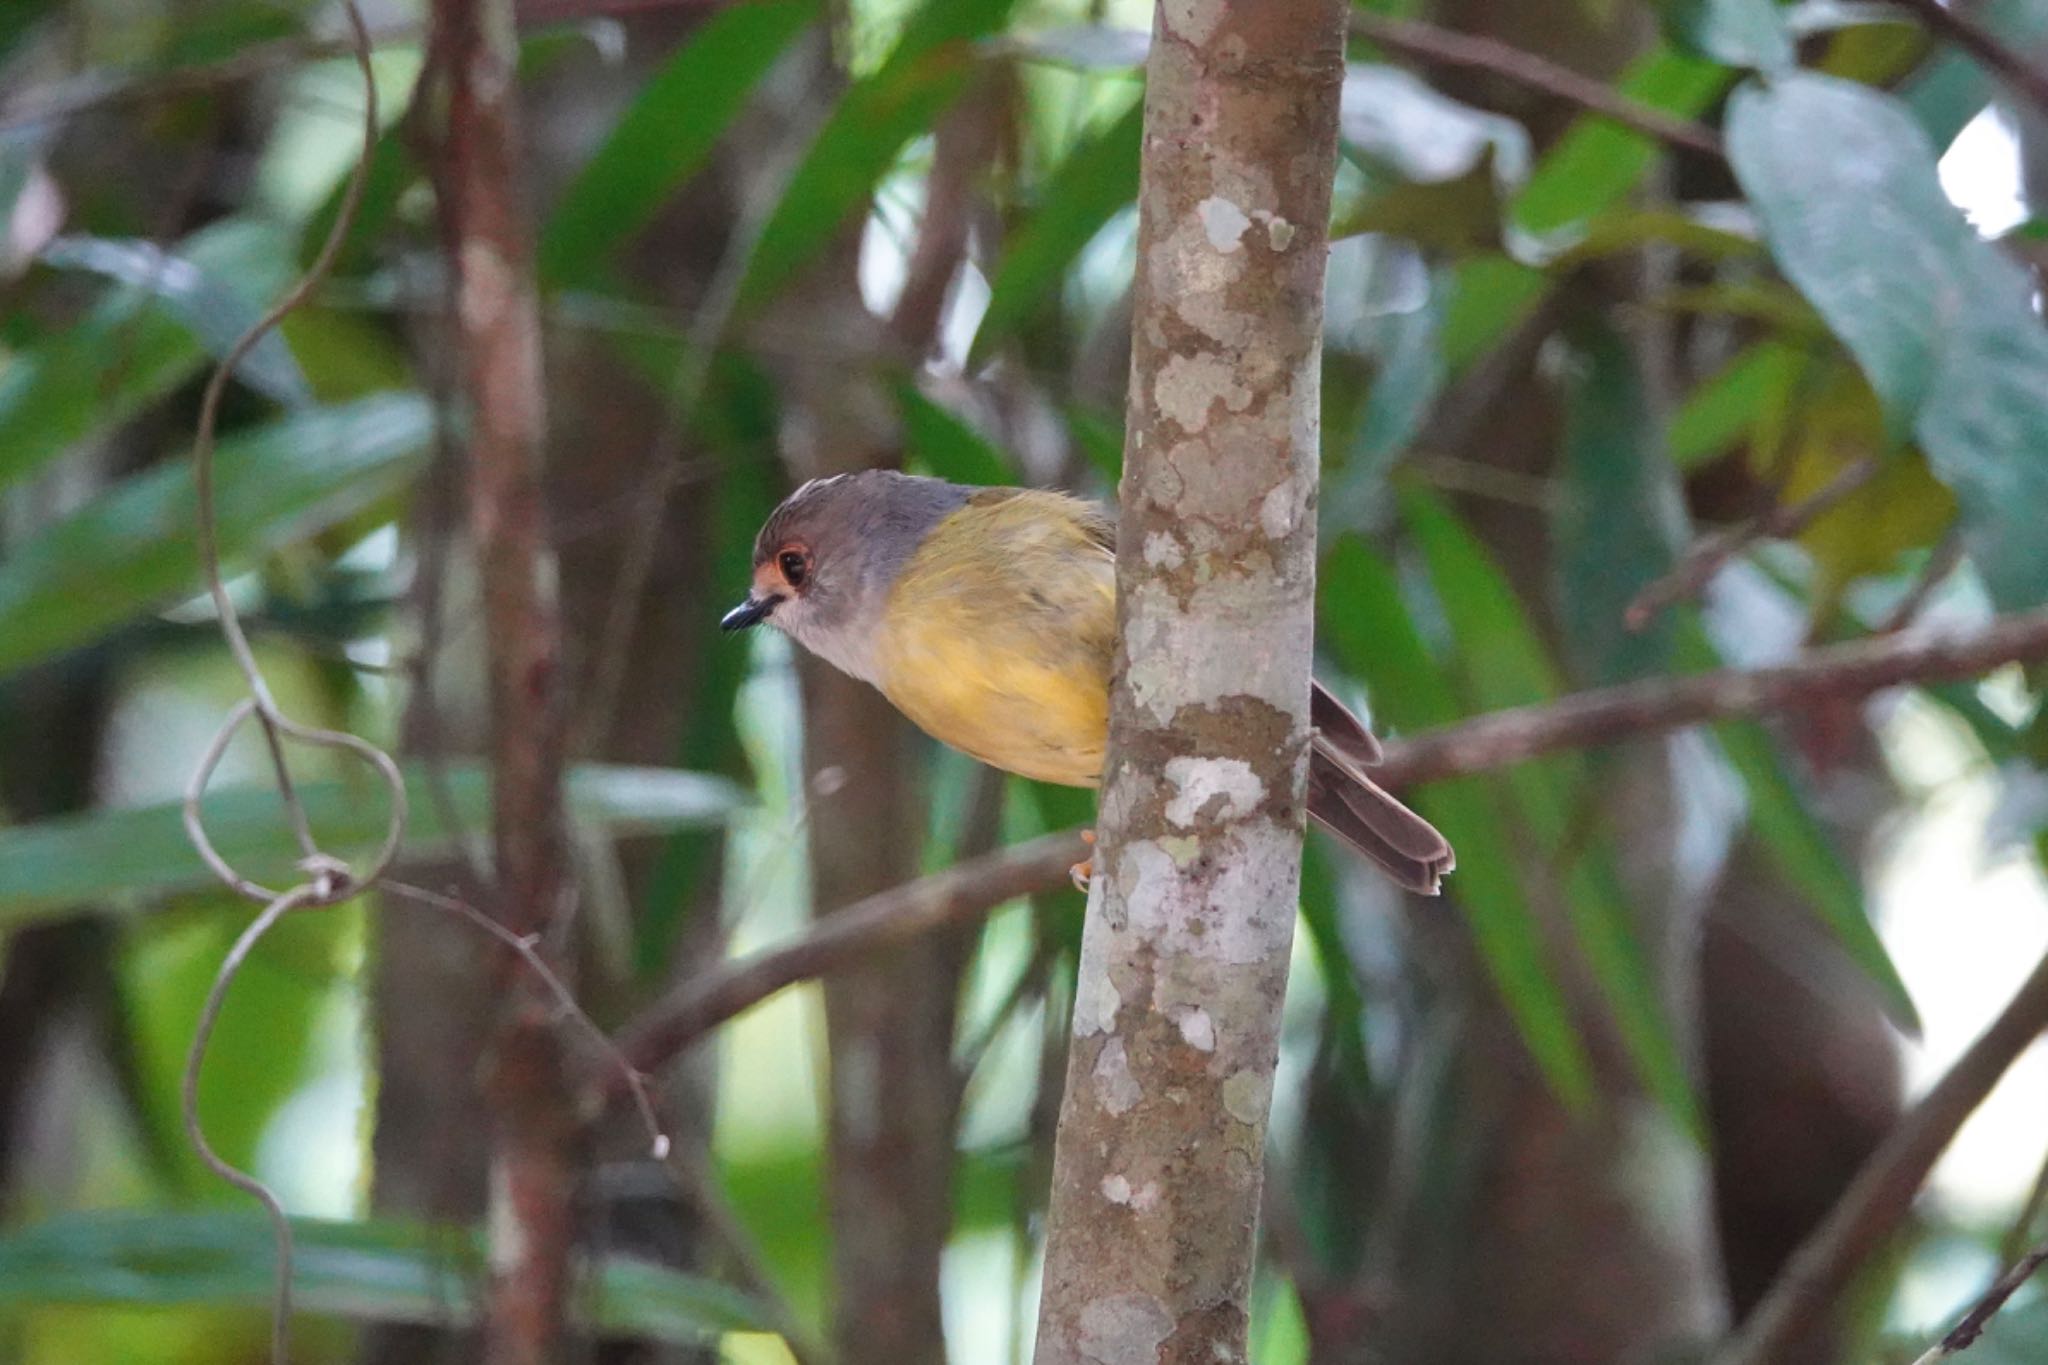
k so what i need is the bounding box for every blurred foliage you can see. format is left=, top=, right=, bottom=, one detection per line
left=2, top=0, right=2047, bottom=1359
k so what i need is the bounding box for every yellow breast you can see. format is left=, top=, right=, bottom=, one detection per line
left=870, top=490, right=1116, bottom=787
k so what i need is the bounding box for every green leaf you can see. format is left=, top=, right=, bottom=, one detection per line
left=539, top=0, right=819, bottom=286
left=0, top=394, right=430, bottom=679
left=970, top=87, right=1142, bottom=364
left=1729, top=72, right=2048, bottom=607
left=1669, top=338, right=1806, bottom=469
left=1554, top=323, right=1688, bottom=684
left=41, top=224, right=311, bottom=406
left=898, top=384, right=1013, bottom=484
left=1338, top=63, right=1531, bottom=187
left=1675, top=622, right=1919, bottom=1027
left=1400, top=493, right=1701, bottom=1136
left=1319, top=536, right=1596, bottom=1111
left=734, top=0, right=1020, bottom=314
left=1664, top=0, right=1795, bottom=71
left=1899, top=0, right=2048, bottom=148
left=0, top=763, right=743, bottom=925
left=1511, top=47, right=1729, bottom=237
left=0, top=1211, right=770, bottom=1342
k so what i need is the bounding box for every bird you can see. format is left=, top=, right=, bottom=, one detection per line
left=720, top=469, right=1454, bottom=895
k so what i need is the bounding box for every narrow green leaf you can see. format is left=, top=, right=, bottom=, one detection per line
left=1320, top=536, right=1596, bottom=1111
left=971, top=88, right=1142, bottom=364
left=899, top=384, right=1013, bottom=484
left=1676, top=622, right=1920, bottom=1028
left=1555, top=323, right=1688, bottom=684
left=1664, top=0, right=1796, bottom=71
left=0, top=1211, right=770, bottom=1342
left=1729, top=72, right=2048, bottom=607
left=1669, top=338, right=1805, bottom=469
left=734, top=0, right=1020, bottom=315
left=0, top=763, right=743, bottom=925
left=539, top=0, right=819, bottom=286
left=0, top=395, right=429, bottom=678
left=1400, top=494, right=1701, bottom=1135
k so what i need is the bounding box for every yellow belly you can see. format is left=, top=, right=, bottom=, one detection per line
left=869, top=491, right=1117, bottom=788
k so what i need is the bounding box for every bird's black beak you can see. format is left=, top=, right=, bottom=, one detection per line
left=721, top=594, right=778, bottom=632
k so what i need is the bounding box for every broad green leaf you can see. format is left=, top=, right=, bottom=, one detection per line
left=539, top=0, right=819, bottom=286
left=1320, top=536, right=1595, bottom=1111
left=1899, top=0, right=2048, bottom=148
left=734, top=0, right=1020, bottom=314
left=1338, top=63, right=1530, bottom=187
left=1664, top=0, right=1795, bottom=71
left=0, top=394, right=429, bottom=679
left=1555, top=323, right=1688, bottom=684
left=1437, top=254, right=1547, bottom=373
left=1511, top=47, right=1729, bottom=237
left=0, top=1211, right=770, bottom=1342
left=0, top=762, right=743, bottom=924
left=1729, top=72, right=2048, bottom=607
left=41, top=225, right=310, bottom=405
left=899, top=384, right=1013, bottom=484
left=1676, top=622, right=1919, bottom=1027
left=971, top=87, right=1142, bottom=364
left=1401, top=493, right=1700, bottom=1135
left=1669, top=338, right=1806, bottom=469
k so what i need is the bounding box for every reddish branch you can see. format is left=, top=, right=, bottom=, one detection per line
left=425, top=0, right=578, bottom=1361
left=1719, top=951, right=2048, bottom=1365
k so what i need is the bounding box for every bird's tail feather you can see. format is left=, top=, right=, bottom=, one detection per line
left=1307, top=747, right=1454, bottom=896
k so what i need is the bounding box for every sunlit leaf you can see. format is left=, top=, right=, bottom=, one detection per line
left=0, top=1211, right=770, bottom=1342
left=1730, top=72, right=2048, bottom=607
left=539, top=0, right=819, bottom=286
left=0, top=762, right=744, bottom=924
left=1319, top=536, right=1596, bottom=1111
left=1669, top=338, right=1806, bottom=469
left=734, top=0, right=1020, bottom=314
left=1339, top=63, right=1531, bottom=186
left=970, top=86, right=1141, bottom=365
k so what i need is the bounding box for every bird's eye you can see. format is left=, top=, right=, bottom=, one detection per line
left=778, top=549, right=809, bottom=588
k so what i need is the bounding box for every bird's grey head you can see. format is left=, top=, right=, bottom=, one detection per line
left=719, top=469, right=972, bottom=682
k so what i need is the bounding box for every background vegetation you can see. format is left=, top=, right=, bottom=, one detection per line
left=2, top=0, right=2048, bottom=1360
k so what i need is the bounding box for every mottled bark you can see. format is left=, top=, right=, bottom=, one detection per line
left=1032, top=3, right=1347, bottom=1362
left=426, top=0, right=579, bottom=1359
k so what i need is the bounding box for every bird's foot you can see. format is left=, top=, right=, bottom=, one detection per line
left=1069, top=829, right=1096, bottom=893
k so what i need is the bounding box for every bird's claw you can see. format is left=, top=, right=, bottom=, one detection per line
left=1069, top=830, right=1096, bottom=893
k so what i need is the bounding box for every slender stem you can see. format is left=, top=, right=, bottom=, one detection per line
left=1910, top=1242, right=2048, bottom=1364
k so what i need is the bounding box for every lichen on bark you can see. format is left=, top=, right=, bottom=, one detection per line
left=1031, top=3, right=1349, bottom=1363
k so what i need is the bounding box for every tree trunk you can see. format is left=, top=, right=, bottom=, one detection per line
left=1032, top=2, right=1347, bottom=1361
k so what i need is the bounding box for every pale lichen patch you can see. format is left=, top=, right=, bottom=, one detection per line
left=1176, top=1006, right=1217, bottom=1053
left=1197, top=195, right=1252, bottom=253
left=1260, top=481, right=1300, bottom=540
left=1160, top=0, right=1225, bottom=45
left=1222, top=1069, right=1271, bottom=1126
left=1073, top=961, right=1122, bottom=1037
left=1143, top=531, right=1185, bottom=569
left=1078, top=1292, right=1176, bottom=1365
left=1093, top=1038, right=1143, bottom=1116
left=1154, top=352, right=1250, bottom=435
left=1101, top=1173, right=1133, bottom=1205
left=1163, top=756, right=1265, bottom=828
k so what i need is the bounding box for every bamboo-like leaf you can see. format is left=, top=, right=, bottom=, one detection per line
left=539, top=0, right=819, bottom=286
left=0, top=1211, right=770, bottom=1343
left=733, top=0, right=1020, bottom=314
left=0, top=763, right=743, bottom=926
left=1320, top=536, right=1596, bottom=1112
left=0, top=393, right=430, bottom=679
left=899, top=384, right=1013, bottom=485
left=970, top=88, right=1142, bottom=365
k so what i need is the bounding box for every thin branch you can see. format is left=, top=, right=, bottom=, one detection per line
left=1911, top=1242, right=2048, bottom=1364
left=1880, top=527, right=1967, bottom=635
left=1626, top=456, right=1881, bottom=630
left=610, top=830, right=1087, bottom=1081
left=1718, top=951, right=2048, bottom=1365
left=1895, top=0, right=2048, bottom=124
left=1372, top=605, right=2048, bottom=788
left=1348, top=12, right=1726, bottom=161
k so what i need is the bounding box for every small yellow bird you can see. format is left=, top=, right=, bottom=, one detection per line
left=721, top=470, right=1454, bottom=894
